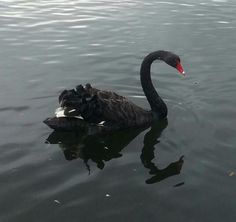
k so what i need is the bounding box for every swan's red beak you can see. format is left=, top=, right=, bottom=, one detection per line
left=176, top=62, right=185, bottom=75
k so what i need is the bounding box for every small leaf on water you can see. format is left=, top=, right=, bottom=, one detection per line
left=229, top=172, right=235, bottom=177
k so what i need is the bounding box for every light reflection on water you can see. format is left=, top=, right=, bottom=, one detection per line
left=0, top=0, right=236, bottom=221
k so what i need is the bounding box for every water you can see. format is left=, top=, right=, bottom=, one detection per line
left=0, top=0, right=236, bottom=221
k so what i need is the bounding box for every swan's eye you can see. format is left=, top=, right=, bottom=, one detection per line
left=174, top=58, right=181, bottom=67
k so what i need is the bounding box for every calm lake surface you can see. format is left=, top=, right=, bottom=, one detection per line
left=0, top=0, right=236, bottom=221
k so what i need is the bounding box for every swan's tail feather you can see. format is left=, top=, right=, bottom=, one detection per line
left=58, top=84, right=103, bottom=123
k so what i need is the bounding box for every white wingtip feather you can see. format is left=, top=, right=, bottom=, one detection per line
left=55, top=107, right=84, bottom=119
left=55, top=107, right=65, bottom=117
left=97, top=121, right=106, bottom=126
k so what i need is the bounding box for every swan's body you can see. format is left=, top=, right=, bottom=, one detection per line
left=44, top=50, right=184, bottom=131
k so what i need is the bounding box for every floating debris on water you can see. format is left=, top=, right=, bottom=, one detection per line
left=174, top=182, right=185, bottom=187
left=228, top=171, right=235, bottom=177
left=54, top=199, right=61, bottom=204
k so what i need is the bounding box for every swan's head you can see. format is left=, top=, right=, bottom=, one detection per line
left=162, top=51, right=185, bottom=75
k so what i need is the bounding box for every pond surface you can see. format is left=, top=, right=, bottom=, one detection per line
left=0, top=0, right=236, bottom=221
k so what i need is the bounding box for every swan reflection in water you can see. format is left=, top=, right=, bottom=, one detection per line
left=46, top=120, right=184, bottom=185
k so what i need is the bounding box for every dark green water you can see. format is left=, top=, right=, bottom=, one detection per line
left=0, top=0, right=236, bottom=221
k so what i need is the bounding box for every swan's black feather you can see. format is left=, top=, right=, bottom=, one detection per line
left=59, top=84, right=153, bottom=128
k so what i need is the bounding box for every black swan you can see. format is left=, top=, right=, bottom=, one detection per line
left=44, top=50, right=184, bottom=131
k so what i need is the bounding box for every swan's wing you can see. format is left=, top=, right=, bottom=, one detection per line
left=57, top=84, right=151, bottom=127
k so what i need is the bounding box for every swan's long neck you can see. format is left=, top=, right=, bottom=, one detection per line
left=140, top=51, right=168, bottom=119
